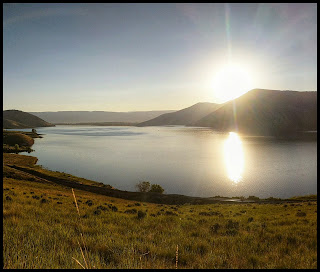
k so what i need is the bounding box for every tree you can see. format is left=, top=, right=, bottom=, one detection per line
left=149, top=184, right=164, bottom=194
left=32, top=128, right=37, bottom=134
left=135, top=181, right=151, bottom=193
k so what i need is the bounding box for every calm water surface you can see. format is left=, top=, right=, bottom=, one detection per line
left=18, top=125, right=317, bottom=198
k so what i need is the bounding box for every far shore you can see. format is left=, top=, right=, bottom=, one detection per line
left=53, top=122, right=138, bottom=126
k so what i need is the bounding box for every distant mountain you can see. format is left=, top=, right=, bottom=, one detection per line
left=28, top=110, right=176, bottom=124
left=137, top=102, right=221, bottom=126
left=192, top=89, right=317, bottom=136
left=3, top=110, right=55, bottom=129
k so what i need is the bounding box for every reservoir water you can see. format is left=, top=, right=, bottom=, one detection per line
left=17, top=125, right=317, bottom=198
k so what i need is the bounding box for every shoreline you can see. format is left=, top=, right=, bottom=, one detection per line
left=3, top=128, right=317, bottom=204
left=3, top=153, right=317, bottom=205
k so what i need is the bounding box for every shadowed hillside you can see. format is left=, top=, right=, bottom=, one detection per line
left=137, top=102, right=221, bottom=126
left=3, top=110, right=55, bottom=129
left=28, top=110, right=176, bottom=124
left=192, top=89, right=317, bottom=136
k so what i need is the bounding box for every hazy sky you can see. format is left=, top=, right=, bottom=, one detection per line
left=3, top=3, right=317, bottom=112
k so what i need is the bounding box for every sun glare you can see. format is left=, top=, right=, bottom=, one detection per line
left=212, top=63, right=254, bottom=103
left=224, top=132, right=244, bottom=183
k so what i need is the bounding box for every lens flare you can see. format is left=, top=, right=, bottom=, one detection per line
left=212, top=63, right=254, bottom=103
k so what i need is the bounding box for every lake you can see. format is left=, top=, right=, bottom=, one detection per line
left=17, top=125, right=317, bottom=198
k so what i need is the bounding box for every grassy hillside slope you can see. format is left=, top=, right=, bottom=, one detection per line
left=3, top=110, right=55, bottom=129
left=3, top=153, right=317, bottom=269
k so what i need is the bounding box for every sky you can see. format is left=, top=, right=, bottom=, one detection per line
left=3, top=3, right=317, bottom=112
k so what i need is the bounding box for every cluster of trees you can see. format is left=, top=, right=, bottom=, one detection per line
left=135, top=181, right=164, bottom=194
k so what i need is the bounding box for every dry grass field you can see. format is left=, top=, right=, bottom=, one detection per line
left=3, top=153, right=317, bottom=269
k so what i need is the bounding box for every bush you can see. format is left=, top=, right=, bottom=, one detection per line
left=226, top=220, right=239, bottom=230
left=247, top=196, right=260, bottom=201
left=209, top=223, right=221, bottom=234
left=97, top=205, right=108, bottom=211
left=135, top=181, right=151, bottom=192
left=137, top=210, right=146, bottom=219
left=124, top=209, right=137, bottom=214
left=149, top=184, right=164, bottom=194
left=111, top=205, right=118, bottom=212
left=94, top=210, right=101, bottom=215
left=135, top=181, right=165, bottom=193
left=296, top=211, right=306, bottom=217
left=85, top=200, right=93, bottom=206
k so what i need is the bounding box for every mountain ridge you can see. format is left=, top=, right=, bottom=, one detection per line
left=28, top=110, right=176, bottom=123
left=192, top=89, right=317, bottom=136
left=137, top=102, right=222, bottom=126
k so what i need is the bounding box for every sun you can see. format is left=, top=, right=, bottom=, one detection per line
left=212, top=63, right=254, bottom=103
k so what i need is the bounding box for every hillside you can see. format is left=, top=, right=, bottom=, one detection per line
left=3, top=110, right=55, bottom=129
left=192, top=89, right=317, bottom=136
left=137, top=102, right=221, bottom=126
left=3, top=152, right=317, bottom=268
left=28, top=110, right=176, bottom=124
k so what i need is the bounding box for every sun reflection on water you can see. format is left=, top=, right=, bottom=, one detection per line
left=224, top=132, right=244, bottom=183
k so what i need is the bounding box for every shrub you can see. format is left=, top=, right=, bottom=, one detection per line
left=209, top=223, right=221, bottom=234
left=94, top=210, right=101, bottom=215
left=296, top=211, right=306, bottom=217
left=248, top=196, right=260, bottom=201
left=149, top=184, right=164, bottom=194
left=165, top=211, right=178, bottom=216
left=135, top=181, right=151, bottom=192
left=226, top=229, right=238, bottom=236
left=111, top=205, right=118, bottom=212
left=124, top=209, right=138, bottom=214
left=226, top=219, right=239, bottom=230
left=85, top=200, right=93, bottom=206
left=137, top=210, right=146, bottom=219
left=97, top=205, right=107, bottom=211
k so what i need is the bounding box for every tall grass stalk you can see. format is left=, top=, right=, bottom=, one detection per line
left=72, top=188, right=90, bottom=269
left=175, top=245, right=178, bottom=269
